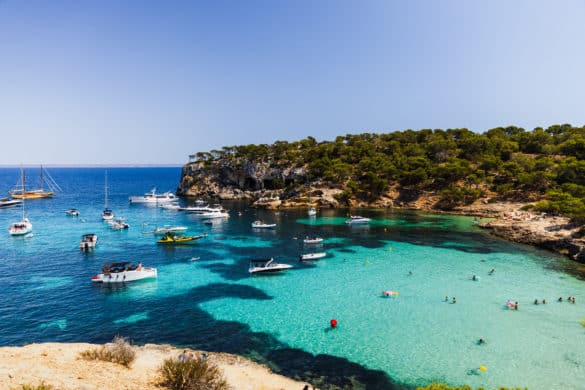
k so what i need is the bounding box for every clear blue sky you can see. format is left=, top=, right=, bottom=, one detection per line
left=1, top=0, right=584, bottom=165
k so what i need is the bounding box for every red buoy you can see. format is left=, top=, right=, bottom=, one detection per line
left=330, top=319, right=338, bottom=328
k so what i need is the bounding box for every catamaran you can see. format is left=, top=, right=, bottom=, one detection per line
left=10, top=165, right=61, bottom=199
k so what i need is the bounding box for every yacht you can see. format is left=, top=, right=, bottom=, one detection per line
left=10, top=165, right=61, bottom=199
left=199, top=207, right=229, bottom=219
left=91, top=262, right=157, bottom=283
left=0, top=197, right=22, bottom=208
left=303, top=236, right=323, bottom=244
left=248, top=258, right=292, bottom=274
left=178, top=200, right=211, bottom=213
left=300, top=252, right=327, bottom=261
left=345, top=215, right=371, bottom=224
left=80, top=234, right=98, bottom=250
left=251, top=220, right=276, bottom=229
left=8, top=198, right=32, bottom=236
left=129, top=188, right=178, bottom=204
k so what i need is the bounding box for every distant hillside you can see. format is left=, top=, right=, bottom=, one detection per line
left=178, top=124, right=585, bottom=221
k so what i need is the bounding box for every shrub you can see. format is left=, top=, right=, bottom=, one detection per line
left=79, top=335, right=136, bottom=367
left=12, top=382, right=55, bottom=390
left=158, top=357, right=229, bottom=390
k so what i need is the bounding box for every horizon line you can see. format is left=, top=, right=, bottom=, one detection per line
left=0, top=164, right=185, bottom=168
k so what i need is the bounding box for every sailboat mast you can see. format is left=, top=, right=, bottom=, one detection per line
left=104, top=171, right=108, bottom=208
left=39, top=165, right=44, bottom=191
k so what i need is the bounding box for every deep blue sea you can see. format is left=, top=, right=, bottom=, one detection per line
left=1, top=167, right=584, bottom=389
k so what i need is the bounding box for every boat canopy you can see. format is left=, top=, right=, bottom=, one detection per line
left=102, top=262, right=137, bottom=273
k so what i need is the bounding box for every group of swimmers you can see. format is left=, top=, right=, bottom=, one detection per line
left=445, top=296, right=456, bottom=304
left=557, top=296, right=576, bottom=303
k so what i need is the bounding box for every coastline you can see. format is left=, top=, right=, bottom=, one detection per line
left=0, top=342, right=308, bottom=390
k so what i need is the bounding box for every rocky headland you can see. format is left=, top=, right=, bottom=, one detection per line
left=177, top=158, right=585, bottom=264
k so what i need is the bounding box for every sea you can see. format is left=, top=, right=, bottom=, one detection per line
left=0, top=167, right=584, bottom=390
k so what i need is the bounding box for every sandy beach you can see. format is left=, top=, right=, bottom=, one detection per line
left=0, top=343, right=308, bottom=390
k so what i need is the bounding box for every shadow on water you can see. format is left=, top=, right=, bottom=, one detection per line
left=40, top=282, right=400, bottom=389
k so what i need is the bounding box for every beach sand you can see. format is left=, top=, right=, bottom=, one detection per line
left=0, top=343, right=308, bottom=390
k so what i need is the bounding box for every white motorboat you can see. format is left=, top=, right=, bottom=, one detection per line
left=148, top=225, right=188, bottom=235
left=0, top=197, right=22, bottom=208
left=160, top=203, right=181, bottom=210
left=300, top=252, right=327, bottom=261
left=251, top=220, right=276, bottom=228
left=248, top=258, right=292, bottom=274
left=303, top=236, right=323, bottom=244
left=66, top=208, right=80, bottom=216
left=129, top=188, right=178, bottom=204
left=308, top=206, right=317, bottom=216
left=91, top=262, right=157, bottom=283
left=345, top=215, right=371, bottom=224
left=199, top=208, right=229, bottom=219
left=109, top=218, right=130, bottom=230
left=102, top=171, right=114, bottom=221
left=178, top=200, right=211, bottom=213
left=80, top=233, right=98, bottom=250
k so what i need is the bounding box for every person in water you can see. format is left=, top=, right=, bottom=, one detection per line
left=472, top=275, right=477, bottom=281
left=514, top=302, right=519, bottom=310
left=542, top=299, right=546, bottom=304
left=445, top=296, right=449, bottom=301
left=558, top=297, right=563, bottom=302
left=478, top=338, right=485, bottom=345
left=452, top=297, right=457, bottom=304
left=489, top=268, right=495, bottom=275
left=534, top=299, right=539, bottom=305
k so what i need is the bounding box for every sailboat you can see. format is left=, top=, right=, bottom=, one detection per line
left=10, top=165, right=61, bottom=199
left=102, top=171, right=114, bottom=221
left=8, top=185, right=32, bottom=236
left=307, top=193, right=317, bottom=216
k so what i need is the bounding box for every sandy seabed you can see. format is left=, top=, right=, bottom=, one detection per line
left=0, top=343, right=308, bottom=390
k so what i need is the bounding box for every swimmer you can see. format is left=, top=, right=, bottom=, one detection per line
left=558, top=297, right=563, bottom=302
left=489, top=268, right=495, bottom=275
left=452, top=297, right=457, bottom=304
left=534, top=299, right=539, bottom=305
left=472, top=275, right=477, bottom=281
left=514, top=302, right=519, bottom=310
left=445, top=296, right=449, bottom=302
left=478, top=338, right=485, bottom=345
left=408, top=271, right=413, bottom=276
left=542, top=299, right=546, bottom=304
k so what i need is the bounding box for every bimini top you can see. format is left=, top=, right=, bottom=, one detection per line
left=101, top=262, right=138, bottom=273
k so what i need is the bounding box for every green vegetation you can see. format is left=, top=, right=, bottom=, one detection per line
left=158, top=357, right=229, bottom=390
left=79, top=335, right=136, bottom=367
left=189, top=124, right=585, bottom=220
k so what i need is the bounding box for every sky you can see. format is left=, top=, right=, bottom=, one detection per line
left=1, top=0, right=584, bottom=165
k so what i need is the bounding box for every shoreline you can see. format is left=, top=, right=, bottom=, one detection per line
left=0, top=342, right=309, bottom=390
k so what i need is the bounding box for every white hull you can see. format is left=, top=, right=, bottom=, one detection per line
left=8, top=219, right=32, bottom=236
left=92, top=268, right=157, bottom=283
left=0, top=198, right=22, bottom=208
left=80, top=234, right=98, bottom=250
left=345, top=216, right=371, bottom=224
left=252, top=221, right=276, bottom=228
left=300, top=252, right=327, bottom=260
left=129, top=193, right=178, bottom=204
left=308, top=207, right=317, bottom=216
left=303, top=237, right=323, bottom=244
left=151, top=226, right=188, bottom=235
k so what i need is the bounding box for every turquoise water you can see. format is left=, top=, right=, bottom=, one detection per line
left=1, top=167, right=584, bottom=389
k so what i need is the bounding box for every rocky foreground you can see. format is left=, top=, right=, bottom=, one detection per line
left=0, top=343, right=307, bottom=390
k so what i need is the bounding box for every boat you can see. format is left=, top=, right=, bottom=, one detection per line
left=248, top=258, right=292, bottom=274
left=199, top=208, right=229, bottom=219
left=178, top=200, right=211, bottom=213
left=8, top=188, right=32, bottom=236
left=129, top=188, right=178, bottom=204
left=160, top=203, right=181, bottom=210
left=0, top=197, right=22, bottom=208
left=251, top=220, right=276, bottom=228
left=9, top=165, right=61, bottom=199
left=303, top=236, right=323, bottom=244
left=108, top=217, right=130, bottom=230
left=65, top=208, right=80, bottom=216
left=79, top=234, right=98, bottom=250
left=345, top=215, right=371, bottom=224
left=102, top=171, right=114, bottom=221
left=308, top=206, right=317, bottom=216
left=91, top=262, right=157, bottom=283
left=150, top=225, right=188, bottom=235
left=157, top=232, right=206, bottom=244
left=300, top=252, right=327, bottom=261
